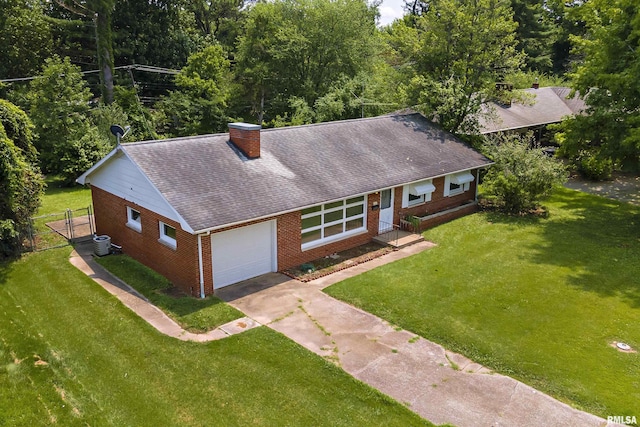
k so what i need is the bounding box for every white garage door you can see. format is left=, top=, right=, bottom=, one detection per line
left=211, top=220, right=276, bottom=289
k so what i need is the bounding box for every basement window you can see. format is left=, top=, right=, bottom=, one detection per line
left=159, top=222, right=177, bottom=249
left=126, top=207, right=142, bottom=232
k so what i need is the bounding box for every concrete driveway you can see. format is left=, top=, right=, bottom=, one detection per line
left=217, top=269, right=615, bottom=427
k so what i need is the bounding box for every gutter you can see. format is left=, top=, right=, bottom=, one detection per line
left=191, top=164, right=494, bottom=235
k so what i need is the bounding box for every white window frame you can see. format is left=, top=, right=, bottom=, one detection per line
left=444, top=172, right=474, bottom=197
left=159, top=221, right=177, bottom=249
left=402, top=180, right=435, bottom=208
left=126, top=206, right=142, bottom=232
left=301, top=196, right=367, bottom=250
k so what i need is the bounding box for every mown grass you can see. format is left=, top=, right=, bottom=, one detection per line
left=326, top=187, right=640, bottom=419
left=0, top=247, right=430, bottom=426
left=38, top=176, right=92, bottom=216
left=96, top=254, right=243, bottom=332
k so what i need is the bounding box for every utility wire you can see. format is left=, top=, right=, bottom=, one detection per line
left=0, top=64, right=179, bottom=83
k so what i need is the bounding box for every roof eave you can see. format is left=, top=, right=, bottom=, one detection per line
left=191, top=162, right=493, bottom=235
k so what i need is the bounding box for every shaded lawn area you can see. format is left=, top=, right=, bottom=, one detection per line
left=326, top=187, right=640, bottom=419
left=96, top=254, right=242, bottom=332
left=0, top=248, right=430, bottom=426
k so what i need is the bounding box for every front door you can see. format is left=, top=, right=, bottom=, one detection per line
left=378, top=189, right=394, bottom=233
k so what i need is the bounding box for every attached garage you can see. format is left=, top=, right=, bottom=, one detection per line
left=211, top=220, right=277, bottom=289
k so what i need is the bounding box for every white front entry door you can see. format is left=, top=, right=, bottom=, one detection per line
left=378, top=189, right=394, bottom=233
left=211, top=220, right=276, bottom=289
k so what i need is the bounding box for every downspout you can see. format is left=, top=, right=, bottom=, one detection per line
left=474, top=169, right=480, bottom=202
left=197, top=234, right=205, bottom=299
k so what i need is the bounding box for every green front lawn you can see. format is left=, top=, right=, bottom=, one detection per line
left=96, top=254, right=243, bottom=332
left=326, top=187, right=640, bottom=419
left=0, top=248, right=429, bottom=426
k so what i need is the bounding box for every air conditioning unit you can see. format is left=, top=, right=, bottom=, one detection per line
left=93, top=235, right=111, bottom=256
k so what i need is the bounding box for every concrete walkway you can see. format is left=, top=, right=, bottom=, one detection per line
left=71, top=240, right=617, bottom=426
left=69, top=242, right=260, bottom=342
left=217, top=241, right=616, bottom=427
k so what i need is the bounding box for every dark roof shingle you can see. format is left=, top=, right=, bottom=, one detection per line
left=121, top=113, right=491, bottom=232
left=478, top=87, right=586, bottom=134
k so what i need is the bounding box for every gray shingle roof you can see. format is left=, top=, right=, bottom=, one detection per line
left=121, top=113, right=491, bottom=232
left=478, top=87, right=586, bottom=134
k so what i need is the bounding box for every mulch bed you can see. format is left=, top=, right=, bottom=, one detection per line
left=282, top=241, right=393, bottom=282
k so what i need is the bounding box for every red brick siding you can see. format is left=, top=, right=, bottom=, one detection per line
left=91, top=186, right=201, bottom=296
left=92, top=172, right=479, bottom=296
left=229, top=127, right=260, bottom=158
left=276, top=193, right=380, bottom=270
left=394, top=172, right=479, bottom=229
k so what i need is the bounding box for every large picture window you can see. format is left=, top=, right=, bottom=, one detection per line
left=301, top=196, right=367, bottom=249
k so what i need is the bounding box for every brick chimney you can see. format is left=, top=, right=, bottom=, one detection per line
left=228, top=122, right=261, bottom=159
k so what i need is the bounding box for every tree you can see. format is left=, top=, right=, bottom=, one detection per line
left=482, top=133, right=567, bottom=214
left=510, top=0, right=556, bottom=73
left=389, top=0, right=523, bottom=134
left=53, top=0, right=116, bottom=103
left=235, top=0, right=379, bottom=123
left=154, top=44, right=232, bottom=137
left=0, top=0, right=53, bottom=79
left=556, top=0, right=640, bottom=174
left=184, top=0, right=248, bottom=49
left=0, top=101, right=44, bottom=258
left=28, top=56, right=111, bottom=183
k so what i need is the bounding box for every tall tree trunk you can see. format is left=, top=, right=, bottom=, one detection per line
left=94, top=1, right=114, bottom=104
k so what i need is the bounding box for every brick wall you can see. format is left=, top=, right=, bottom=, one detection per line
left=395, top=172, right=479, bottom=229
left=91, top=186, right=201, bottom=296
left=92, top=174, right=478, bottom=296
left=276, top=193, right=380, bottom=270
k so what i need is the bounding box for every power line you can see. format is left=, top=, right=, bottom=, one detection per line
left=0, top=64, right=179, bottom=83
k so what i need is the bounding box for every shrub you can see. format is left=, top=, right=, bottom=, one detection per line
left=577, top=150, right=614, bottom=181
left=482, top=134, right=567, bottom=214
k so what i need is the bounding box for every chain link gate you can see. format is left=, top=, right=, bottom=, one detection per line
left=24, top=206, right=95, bottom=252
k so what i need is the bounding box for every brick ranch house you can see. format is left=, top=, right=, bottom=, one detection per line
left=78, top=112, right=492, bottom=297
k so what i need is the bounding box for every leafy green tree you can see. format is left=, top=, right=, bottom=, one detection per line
left=511, top=0, right=556, bottom=72
left=556, top=0, right=640, bottom=174
left=112, top=0, right=197, bottom=68
left=0, top=0, right=53, bottom=79
left=235, top=0, right=379, bottom=123
left=155, top=44, right=232, bottom=136
left=28, top=56, right=111, bottom=182
left=184, top=0, right=248, bottom=50
left=53, top=0, right=116, bottom=103
left=482, top=133, right=567, bottom=214
left=0, top=99, right=38, bottom=165
left=390, top=0, right=523, bottom=134
left=0, top=101, right=44, bottom=258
